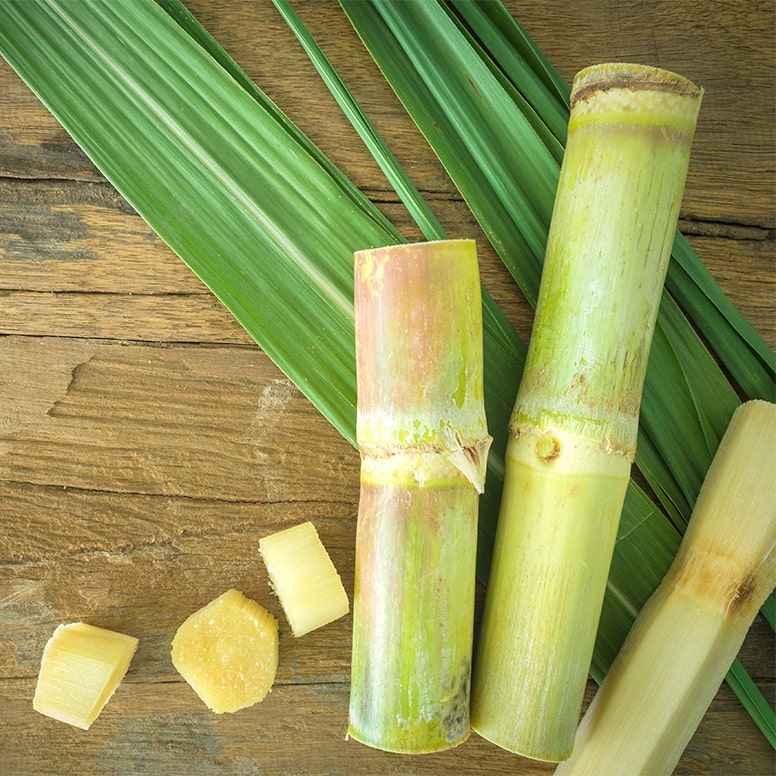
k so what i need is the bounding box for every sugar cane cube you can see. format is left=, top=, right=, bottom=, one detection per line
left=259, top=521, right=349, bottom=637
left=33, top=622, right=139, bottom=730
left=171, top=589, right=278, bottom=714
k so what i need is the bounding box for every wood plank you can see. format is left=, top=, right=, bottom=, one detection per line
left=0, top=178, right=200, bottom=294
left=0, top=678, right=552, bottom=775
left=0, top=185, right=771, bottom=350
left=1, top=337, right=359, bottom=503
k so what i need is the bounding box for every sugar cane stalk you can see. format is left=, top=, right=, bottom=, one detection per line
left=348, top=239, right=491, bottom=753
left=470, top=63, right=704, bottom=761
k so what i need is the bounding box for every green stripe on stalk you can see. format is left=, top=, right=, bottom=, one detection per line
left=471, top=64, right=704, bottom=761
left=350, top=240, right=491, bottom=753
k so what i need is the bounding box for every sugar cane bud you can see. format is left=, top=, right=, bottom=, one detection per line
left=348, top=239, right=492, bottom=753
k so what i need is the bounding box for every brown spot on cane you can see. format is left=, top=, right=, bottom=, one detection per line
left=727, top=575, right=756, bottom=615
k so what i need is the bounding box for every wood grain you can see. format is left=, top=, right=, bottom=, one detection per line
left=0, top=1, right=773, bottom=774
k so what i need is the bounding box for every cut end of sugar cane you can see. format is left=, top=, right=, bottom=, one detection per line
left=556, top=400, right=776, bottom=776
left=171, top=589, right=278, bottom=714
left=33, top=622, right=139, bottom=730
left=259, top=521, right=349, bottom=637
left=570, top=62, right=703, bottom=111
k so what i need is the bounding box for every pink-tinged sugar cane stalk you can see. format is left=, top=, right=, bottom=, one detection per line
left=348, top=239, right=492, bottom=753
left=471, top=63, right=704, bottom=761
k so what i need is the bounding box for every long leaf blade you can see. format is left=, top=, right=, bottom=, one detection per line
left=270, top=0, right=447, bottom=243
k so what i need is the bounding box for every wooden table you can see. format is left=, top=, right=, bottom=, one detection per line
left=1, top=1, right=773, bottom=773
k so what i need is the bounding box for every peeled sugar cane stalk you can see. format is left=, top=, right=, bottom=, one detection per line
left=471, top=63, right=704, bottom=761
left=348, top=239, right=492, bottom=753
left=556, top=399, right=776, bottom=776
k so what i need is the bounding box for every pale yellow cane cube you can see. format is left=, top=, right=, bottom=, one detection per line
left=171, top=589, right=278, bottom=713
left=259, top=521, right=349, bottom=637
left=33, top=622, right=139, bottom=730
